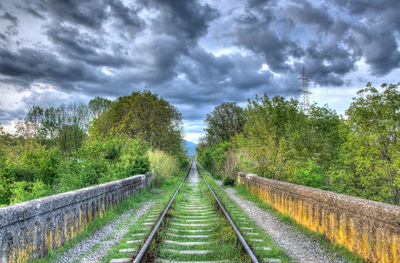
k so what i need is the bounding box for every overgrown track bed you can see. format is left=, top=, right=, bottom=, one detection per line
left=108, top=162, right=286, bottom=263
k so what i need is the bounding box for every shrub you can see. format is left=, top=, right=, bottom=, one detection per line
left=10, top=180, right=52, bottom=204
left=292, top=159, right=324, bottom=188
left=0, top=175, right=11, bottom=206
left=148, top=149, right=179, bottom=186
left=115, top=139, right=150, bottom=179
left=222, top=176, right=235, bottom=186
left=57, top=138, right=149, bottom=191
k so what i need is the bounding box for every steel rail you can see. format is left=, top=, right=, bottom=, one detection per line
left=197, top=162, right=260, bottom=263
left=132, top=161, right=193, bottom=263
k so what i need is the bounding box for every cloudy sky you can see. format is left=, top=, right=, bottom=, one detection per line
left=0, top=0, right=399, bottom=143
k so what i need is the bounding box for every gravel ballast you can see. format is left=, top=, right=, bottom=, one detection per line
left=223, top=187, right=349, bottom=263
left=54, top=201, right=154, bottom=263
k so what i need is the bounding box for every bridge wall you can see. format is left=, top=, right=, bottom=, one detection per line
left=0, top=172, right=152, bottom=263
left=238, top=172, right=400, bottom=263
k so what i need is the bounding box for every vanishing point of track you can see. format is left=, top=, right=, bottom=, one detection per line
left=109, top=161, right=280, bottom=263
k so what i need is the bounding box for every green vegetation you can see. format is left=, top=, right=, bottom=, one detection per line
left=197, top=82, right=400, bottom=205
left=222, top=176, right=235, bottom=186
left=0, top=91, right=188, bottom=206
left=148, top=149, right=180, bottom=186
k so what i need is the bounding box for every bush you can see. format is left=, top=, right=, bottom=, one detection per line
left=222, top=176, right=235, bottom=186
left=0, top=175, right=11, bottom=206
left=115, top=139, right=150, bottom=179
left=148, top=149, right=179, bottom=186
left=57, top=138, right=149, bottom=191
left=292, top=159, right=324, bottom=188
left=10, top=181, right=52, bottom=204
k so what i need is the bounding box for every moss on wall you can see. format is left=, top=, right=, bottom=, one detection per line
left=238, top=172, right=400, bottom=263
left=0, top=173, right=152, bottom=263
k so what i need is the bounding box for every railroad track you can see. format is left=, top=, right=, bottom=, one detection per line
left=109, top=161, right=282, bottom=263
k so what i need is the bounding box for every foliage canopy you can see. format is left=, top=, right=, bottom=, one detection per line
left=91, top=91, right=183, bottom=155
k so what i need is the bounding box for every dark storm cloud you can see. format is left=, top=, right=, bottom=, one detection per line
left=300, top=40, right=359, bottom=86
left=0, top=12, right=19, bottom=27
left=108, top=0, right=143, bottom=30
left=231, top=0, right=304, bottom=73
left=233, top=19, right=304, bottom=72
left=138, top=0, right=219, bottom=42
left=22, top=5, right=45, bottom=19
left=28, top=0, right=145, bottom=33
left=0, top=33, right=6, bottom=41
left=31, top=0, right=110, bottom=30
left=233, top=0, right=400, bottom=81
left=0, top=48, right=103, bottom=86
left=285, top=0, right=333, bottom=31
left=46, top=25, right=132, bottom=67
left=0, top=107, right=26, bottom=123
left=351, top=25, right=400, bottom=75
left=0, top=0, right=400, bottom=133
left=329, top=0, right=400, bottom=75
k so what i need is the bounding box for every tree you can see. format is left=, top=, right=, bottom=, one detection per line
left=242, top=95, right=305, bottom=179
left=26, top=105, right=44, bottom=137
left=91, top=91, right=184, bottom=155
left=40, top=107, right=60, bottom=140
left=204, top=102, right=245, bottom=145
left=330, top=82, right=400, bottom=204
left=88, top=97, right=112, bottom=119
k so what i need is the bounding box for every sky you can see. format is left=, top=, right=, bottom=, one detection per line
left=0, top=0, right=399, bottom=143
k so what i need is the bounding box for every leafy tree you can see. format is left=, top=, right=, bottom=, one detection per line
left=292, top=159, right=324, bottom=188
left=10, top=181, right=52, bottom=204
left=242, top=95, right=306, bottom=180
left=330, top=82, right=400, bottom=204
left=40, top=107, right=60, bottom=140
left=198, top=94, right=342, bottom=190
left=91, top=91, right=183, bottom=155
left=26, top=105, right=44, bottom=137
left=204, top=102, right=245, bottom=145
left=88, top=96, right=112, bottom=119
left=15, top=105, right=48, bottom=138
left=57, top=124, right=86, bottom=154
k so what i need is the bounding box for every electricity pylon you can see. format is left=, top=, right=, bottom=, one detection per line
left=298, top=66, right=311, bottom=114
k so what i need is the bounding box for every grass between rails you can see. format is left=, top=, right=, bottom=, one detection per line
left=30, top=176, right=182, bottom=263
left=100, top=176, right=182, bottom=263
left=198, top=167, right=292, bottom=263
left=234, top=184, right=367, bottom=263
left=152, top=174, right=250, bottom=262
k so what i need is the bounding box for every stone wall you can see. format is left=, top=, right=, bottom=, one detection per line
left=0, top=172, right=152, bottom=263
left=237, top=172, right=400, bottom=263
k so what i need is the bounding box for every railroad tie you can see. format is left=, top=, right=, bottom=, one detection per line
left=156, top=260, right=230, bottom=263
left=126, top=240, right=141, bottom=244
left=109, top=259, right=131, bottom=263
left=263, top=259, right=282, bottom=263
left=165, top=233, right=212, bottom=238
left=168, top=228, right=214, bottom=233
left=164, top=240, right=214, bottom=245
left=118, top=248, right=137, bottom=253
left=254, top=247, right=272, bottom=251
left=162, top=249, right=212, bottom=255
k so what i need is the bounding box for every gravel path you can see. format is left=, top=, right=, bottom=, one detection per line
left=224, top=187, right=349, bottom=263
left=54, top=201, right=154, bottom=263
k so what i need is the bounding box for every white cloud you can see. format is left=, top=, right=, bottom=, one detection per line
left=184, top=133, right=203, bottom=144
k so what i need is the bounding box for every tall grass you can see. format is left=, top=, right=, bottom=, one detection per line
left=148, top=150, right=180, bottom=186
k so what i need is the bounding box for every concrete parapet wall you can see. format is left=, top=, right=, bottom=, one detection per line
left=0, top=172, right=152, bottom=263
left=237, top=172, right=400, bottom=263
